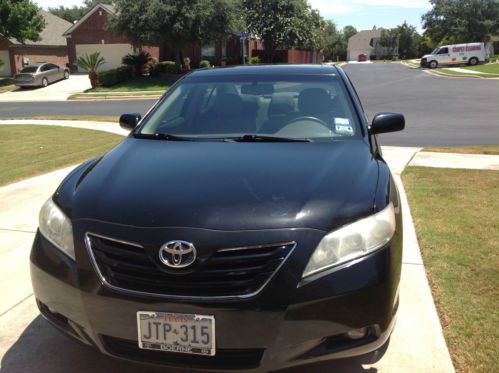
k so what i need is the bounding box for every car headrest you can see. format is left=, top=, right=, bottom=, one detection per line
left=213, top=93, right=244, bottom=117
left=268, top=93, right=296, bottom=117
left=298, top=88, right=331, bottom=115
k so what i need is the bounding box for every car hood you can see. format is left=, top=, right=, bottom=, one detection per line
left=56, top=138, right=379, bottom=232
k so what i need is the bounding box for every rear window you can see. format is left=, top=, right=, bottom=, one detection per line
left=20, top=66, right=38, bottom=73
left=140, top=74, right=360, bottom=140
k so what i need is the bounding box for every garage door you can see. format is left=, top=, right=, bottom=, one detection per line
left=0, top=50, right=11, bottom=76
left=75, top=43, right=134, bottom=72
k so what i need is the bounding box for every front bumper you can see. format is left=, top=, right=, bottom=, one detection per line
left=31, top=224, right=402, bottom=372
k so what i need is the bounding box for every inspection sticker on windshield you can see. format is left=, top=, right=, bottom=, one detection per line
left=334, top=118, right=353, bottom=135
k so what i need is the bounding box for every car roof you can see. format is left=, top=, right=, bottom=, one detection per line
left=23, top=63, right=47, bottom=68
left=187, top=64, right=340, bottom=78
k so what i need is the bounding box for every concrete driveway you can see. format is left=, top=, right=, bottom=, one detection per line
left=0, top=74, right=91, bottom=102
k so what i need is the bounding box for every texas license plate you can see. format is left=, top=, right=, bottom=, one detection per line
left=137, top=311, right=215, bottom=356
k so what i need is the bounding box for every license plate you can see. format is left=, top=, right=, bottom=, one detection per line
left=137, top=311, right=215, bottom=356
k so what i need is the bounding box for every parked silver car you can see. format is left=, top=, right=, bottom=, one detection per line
left=14, top=63, right=70, bottom=88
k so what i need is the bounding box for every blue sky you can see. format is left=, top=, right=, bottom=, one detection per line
left=36, top=0, right=431, bottom=33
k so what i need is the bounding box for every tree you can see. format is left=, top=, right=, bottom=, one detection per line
left=243, top=0, right=326, bottom=62
left=76, top=52, right=106, bottom=88
left=0, top=0, right=45, bottom=43
left=342, top=25, right=358, bottom=42
left=422, top=0, right=499, bottom=44
left=394, top=21, right=421, bottom=58
left=48, top=0, right=113, bottom=23
left=112, top=0, right=238, bottom=68
left=378, top=29, right=399, bottom=58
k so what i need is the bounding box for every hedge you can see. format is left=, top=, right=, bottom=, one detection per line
left=97, top=65, right=132, bottom=87
left=150, top=61, right=179, bottom=77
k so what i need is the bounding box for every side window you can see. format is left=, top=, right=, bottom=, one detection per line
left=41, top=65, right=50, bottom=72
left=49, top=64, right=59, bottom=70
left=438, top=48, right=448, bottom=54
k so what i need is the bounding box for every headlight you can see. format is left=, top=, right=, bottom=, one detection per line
left=39, top=197, right=75, bottom=260
left=303, top=203, right=396, bottom=278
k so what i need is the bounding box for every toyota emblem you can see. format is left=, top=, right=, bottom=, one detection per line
left=159, top=240, right=197, bottom=268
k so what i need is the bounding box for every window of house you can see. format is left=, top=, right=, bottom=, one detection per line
left=201, top=44, right=216, bottom=58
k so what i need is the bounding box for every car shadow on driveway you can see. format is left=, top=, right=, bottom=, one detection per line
left=1, top=316, right=377, bottom=373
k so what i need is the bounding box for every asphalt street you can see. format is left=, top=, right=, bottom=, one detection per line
left=342, top=62, right=499, bottom=146
left=0, top=98, right=158, bottom=118
left=0, top=62, right=498, bottom=146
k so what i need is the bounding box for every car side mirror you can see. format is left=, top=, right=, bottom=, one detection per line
left=119, top=113, right=141, bottom=130
left=370, top=112, right=405, bottom=134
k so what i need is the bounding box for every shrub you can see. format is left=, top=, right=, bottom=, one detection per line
left=249, top=56, right=260, bottom=64
left=97, top=69, right=118, bottom=87
left=122, top=51, right=152, bottom=77
left=116, top=65, right=132, bottom=81
left=199, top=60, right=211, bottom=68
left=370, top=55, right=376, bottom=61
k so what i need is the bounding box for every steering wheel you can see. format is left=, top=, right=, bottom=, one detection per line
left=286, top=116, right=328, bottom=127
left=276, top=116, right=332, bottom=137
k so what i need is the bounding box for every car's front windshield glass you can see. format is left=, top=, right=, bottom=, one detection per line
left=20, top=66, right=38, bottom=73
left=139, top=74, right=360, bottom=140
left=431, top=48, right=440, bottom=55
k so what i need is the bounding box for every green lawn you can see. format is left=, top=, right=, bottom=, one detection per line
left=1, top=115, right=119, bottom=122
left=0, top=125, right=123, bottom=186
left=0, top=77, right=15, bottom=93
left=424, top=145, right=499, bottom=155
left=402, top=167, right=499, bottom=373
left=92, top=77, right=173, bottom=92
left=435, top=67, right=499, bottom=78
left=460, top=63, right=499, bottom=74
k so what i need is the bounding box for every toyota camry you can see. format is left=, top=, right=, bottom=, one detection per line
left=31, top=64, right=404, bottom=371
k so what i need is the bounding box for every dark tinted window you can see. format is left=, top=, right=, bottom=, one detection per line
left=140, top=75, right=360, bottom=140
left=20, top=66, right=38, bottom=73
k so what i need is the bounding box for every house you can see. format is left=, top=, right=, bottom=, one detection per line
left=63, top=3, right=160, bottom=72
left=0, top=11, right=71, bottom=76
left=347, top=29, right=398, bottom=61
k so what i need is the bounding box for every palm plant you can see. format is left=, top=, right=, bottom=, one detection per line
left=76, top=52, right=106, bottom=88
left=122, top=51, right=152, bottom=77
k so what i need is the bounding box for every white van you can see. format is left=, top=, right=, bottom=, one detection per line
left=421, top=42, right=488, bottom=69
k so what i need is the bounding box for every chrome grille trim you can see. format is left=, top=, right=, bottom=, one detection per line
left=84, top=232, right=296, bottom=301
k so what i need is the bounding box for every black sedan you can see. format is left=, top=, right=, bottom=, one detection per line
left=31, top=64, right=404, bottom=371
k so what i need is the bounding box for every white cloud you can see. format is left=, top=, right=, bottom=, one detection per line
left=35, top=0, right=84, bottom=9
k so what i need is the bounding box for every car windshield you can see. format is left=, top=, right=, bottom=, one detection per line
left=20, top=66, right=38, bottom=73
left=139, top=74, right=360, bottom=140
left=431, top=48, right=440, bottom=55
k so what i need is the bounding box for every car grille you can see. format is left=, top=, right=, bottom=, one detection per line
left=102, top=335, right=265, bottom=370
left=86, top=233, right=295, bottom=298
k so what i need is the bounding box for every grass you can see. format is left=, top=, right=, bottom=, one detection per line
left=402, top=167, right=499, bottom=373
left=90, top=77, right=173, bottom=92
left=423, top=145, right=499, bottom=155
left=0, top=125, right=123, bottom=186
left=0, top=77, right=15, bottom=93
left=0, top=115, right=119, bottom=122
left=459, top=63, right=499, bottom=74
left=433, top=68, right=499, bottom=78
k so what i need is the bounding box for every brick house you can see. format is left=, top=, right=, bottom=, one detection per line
left=63, top=3, right=160, bottom=72
left=0, top=11, right=71, bottom=76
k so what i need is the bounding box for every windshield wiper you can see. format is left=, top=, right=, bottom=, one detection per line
left=225, top=134, right=311, bottom=142
left=134, top=133, right=199, bottom=141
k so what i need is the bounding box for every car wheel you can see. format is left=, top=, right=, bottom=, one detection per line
left=64, top=70, right=70, bottom=79
left=429, top=60, right=438, bottom=69
left=468, top=57, right=478, bottom=66
left=42, top=78, right=49, bottom=87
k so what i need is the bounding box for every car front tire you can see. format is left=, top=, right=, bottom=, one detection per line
left=428, top=60, right=438, bottom=69
left=468, top=57, right=478, bottom=66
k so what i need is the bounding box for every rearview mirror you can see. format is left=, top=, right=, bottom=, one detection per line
left=119, top=113, right=141, bottom=130
left=370, top=112, right=405, bottom=134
